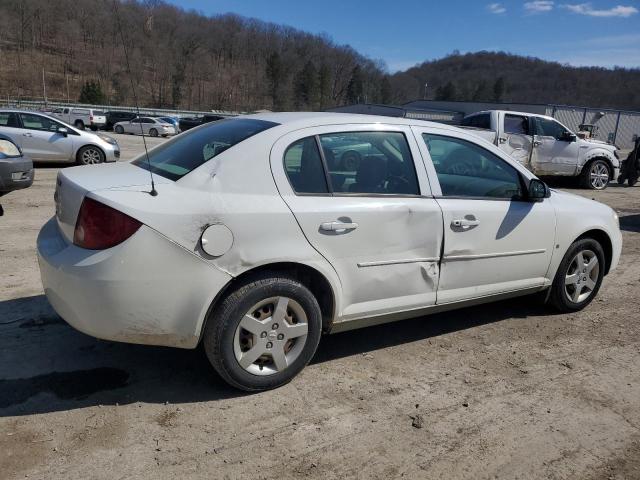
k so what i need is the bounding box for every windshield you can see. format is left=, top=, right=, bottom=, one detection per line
left=133, top=118, right=279, bottom=181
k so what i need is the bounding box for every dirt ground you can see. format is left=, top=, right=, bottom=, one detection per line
left=1, top=134, right=639, bottom=480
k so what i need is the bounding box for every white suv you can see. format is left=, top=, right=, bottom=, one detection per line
left=37, top=113, right=622, bottom=391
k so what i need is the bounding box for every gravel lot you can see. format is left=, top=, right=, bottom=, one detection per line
left=1, top=133, right=639, bottom=480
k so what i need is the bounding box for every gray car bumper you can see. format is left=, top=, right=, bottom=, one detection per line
left=0, top=156, right=34, bottom=194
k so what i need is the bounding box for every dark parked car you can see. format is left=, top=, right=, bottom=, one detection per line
left=0, top=133, right=33, bottom=216
left=105, top=111, right=138, bottom=131
left=178, top=114, right=225, bottom=132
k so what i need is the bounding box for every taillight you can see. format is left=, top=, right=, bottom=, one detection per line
left=74, top=197, right=142, bottom=250
left=90, top=115, right=94, bottom=122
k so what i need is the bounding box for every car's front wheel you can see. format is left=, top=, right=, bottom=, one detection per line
left=77, top=145, right=105, bottom=165
left=203, top=275, right=322, bottom=391
left=582, top=159, right=611, bottom=190
left=149, top=128, right=158, bottom=137
left=548, top=238, right=605, bottom=312
left=114, top=125, right=124, bottom=134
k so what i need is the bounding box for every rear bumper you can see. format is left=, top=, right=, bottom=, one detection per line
left=0, top=156, right=34, bottom=194
left=37, top=217, right=232, bottom=348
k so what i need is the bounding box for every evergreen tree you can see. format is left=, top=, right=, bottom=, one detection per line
left=493, top=76, right=505, bottom=102
left=346, top=66, right=364, bottom=104
left=435, top=81, right=457, bottom=100
left=294, top=60, right=319, bottom=110
left=78, top=80, right=104, bottom=104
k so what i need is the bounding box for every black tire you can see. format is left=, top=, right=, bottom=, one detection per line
left=76, top=145, right=105, bottom=165
left=114, top=125, right=124, bottom=134
left=89, top=125, right=98, bottom=132
left=149, top=128, right=158, bottom=137
left=581, top=159, right=610, bottom=190
left=548, top=238, right=605, bottom=312
left=203, top=274, right=322, bottom=391
left=74, top=120, right=85, bottom=130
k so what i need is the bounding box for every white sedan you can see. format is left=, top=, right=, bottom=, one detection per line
left=113, top=116, right=176, bottom=137
left=37, top=113, right=622, bottom=391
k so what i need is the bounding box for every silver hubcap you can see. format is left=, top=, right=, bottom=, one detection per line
left=233, top=297, right=309, bottom=376
left=590, top=163, right=609, bottom=189
left=564, top=249, right=599, bottom=303
left=82, top=148, right=101, bottom=164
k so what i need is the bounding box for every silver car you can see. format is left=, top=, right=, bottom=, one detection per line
left=0, top=110, right=120, bottom=164
left=113, top=117, right=176, bottom=137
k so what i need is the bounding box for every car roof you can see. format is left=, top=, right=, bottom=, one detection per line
left=240, top=111, right=457, bottom=131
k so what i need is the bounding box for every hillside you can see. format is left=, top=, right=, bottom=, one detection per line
left=390, top=51, right=640, bottom=110
left=0, top=0, right=390, bottom=112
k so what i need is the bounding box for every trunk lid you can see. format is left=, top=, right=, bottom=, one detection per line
left=54, top=162, right=171, bottom=242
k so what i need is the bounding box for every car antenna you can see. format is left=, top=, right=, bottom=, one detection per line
left=112, top=0, right=157, bottom=196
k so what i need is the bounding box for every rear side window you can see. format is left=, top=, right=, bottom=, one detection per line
left=284, top=138, right=329, bottom=194
left=461, top=113, right=490, bottom=129
left=133, top=118, right=279, bottom=181
left=504, top=115, right=529, bottom=135
left=0, top=112, right=20, bottom=128
left=283, top=131, right=420, bottom=196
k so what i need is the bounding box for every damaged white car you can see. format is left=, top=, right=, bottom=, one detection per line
left=37, top=113, right=622, bottom=391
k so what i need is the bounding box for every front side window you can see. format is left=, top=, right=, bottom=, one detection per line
left=423, top=133, right=523, bottom=199
left=141, top=118, right=154, bottom=124
left=133, top=118, right=279, bottom=181
left=534, top=117, right=569, bottom=140
left=504, top=115, right=529, bottom=135
left=19, top=113, right=64, bottom=132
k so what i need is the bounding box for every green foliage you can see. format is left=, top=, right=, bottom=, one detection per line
left=78, top=80, right=104, bottom=104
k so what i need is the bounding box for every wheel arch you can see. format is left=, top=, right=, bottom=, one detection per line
left=582, top=154, right=616, bottom=180
left=574, top=228, right=613, bottom=275
left=199, top=261, right=337, bottom=344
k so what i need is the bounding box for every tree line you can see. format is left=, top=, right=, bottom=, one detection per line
left=389, top=51, right=640, bottom=110
left=0, top=0, right=391, bottom=111
left=1, top=2, right=638, bottom=113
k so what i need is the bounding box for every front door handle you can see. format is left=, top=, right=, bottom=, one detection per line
left=452, top=218, right=480, bottom=228
left=22, top=133, right=33, bottom=137
left=498, top=136, right=507, bottom=144
left=320, top=221, right=359, bottom=231
left=533, top=139, right=542, bottom=147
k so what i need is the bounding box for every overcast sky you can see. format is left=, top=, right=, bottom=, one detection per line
left=169, top=0, right=640, bottom=71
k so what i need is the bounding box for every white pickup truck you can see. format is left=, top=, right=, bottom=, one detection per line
left=460, top=110, right=620, bottom=190
left=50, top=107, right=107, bottom=131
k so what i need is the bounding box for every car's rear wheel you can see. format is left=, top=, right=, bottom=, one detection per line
left=77, top=145, right=105, bottom=165
left=203, top=275, right=322, bottom=391
left=548, top=238, right=605, bottom=312
left=74, top=120, right=85, bottom=130
left=149, top=128, right=158, bottom=137
left=114, top=125, right=124, bottom=134
left=582, top=159, right=610, bottom=190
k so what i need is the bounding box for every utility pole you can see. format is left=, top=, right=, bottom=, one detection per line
left=424, top=83, right=428, bottom=100
left=42, top=67, right=47, bottom=107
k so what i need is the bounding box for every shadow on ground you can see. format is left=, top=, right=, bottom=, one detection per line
left=620, top=214, right=640, bottom=233
left=0, top=292, right=551, bottom=416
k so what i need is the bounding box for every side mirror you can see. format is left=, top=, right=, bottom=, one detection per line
left=57, top=127, right=68, bottom=137
left=562, top=131, right=577, bottom=142
left=528, top=179, right=549, bottom=202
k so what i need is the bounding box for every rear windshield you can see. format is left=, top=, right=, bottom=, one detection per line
left=92, top=111, right=105, bottom=115
left=133, top=118, right=279, bottom=181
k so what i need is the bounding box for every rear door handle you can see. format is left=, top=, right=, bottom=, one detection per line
left=452, top=218, right=480, bottom=228
left=533, top=140, right=542, bottom=147
left=320, top=221, right=359, bottom=231
left=498, top=136, right=507, bottom=144
left=22, top=133, right=33, bottom=137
